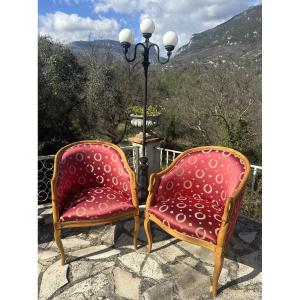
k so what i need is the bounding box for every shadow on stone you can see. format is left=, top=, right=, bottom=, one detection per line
left=218, top=216, right=262, bottom=294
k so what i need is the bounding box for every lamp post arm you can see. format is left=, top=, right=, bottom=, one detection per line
left=149, top=43, right=171, bottom=65
left=124, top=43, right=146, bottom=63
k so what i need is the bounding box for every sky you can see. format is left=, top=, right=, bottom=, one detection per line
left=38, top=0, right=261, bottom=49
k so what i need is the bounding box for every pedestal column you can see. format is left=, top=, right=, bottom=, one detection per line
left=128, top=133, right=161, bottom=202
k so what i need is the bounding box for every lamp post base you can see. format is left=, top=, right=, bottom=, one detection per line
left=138, top=156, right=149, bottom=203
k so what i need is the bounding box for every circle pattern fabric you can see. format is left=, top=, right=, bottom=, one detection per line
left=150, top=149, right=247, bottom=244
left=149, top=195, right=223, bottom=244
left=60, top=186, right=135, bottom=222
left=54, top=143, right=133, bottom=217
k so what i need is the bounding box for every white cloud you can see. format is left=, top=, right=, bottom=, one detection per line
left=53, top=0, right=85, bottom=5
left=94, top=0, right=141, bottom=14
left=93, top=0, right=251, bottom=49
left=38, top=11, right=120, bottom=43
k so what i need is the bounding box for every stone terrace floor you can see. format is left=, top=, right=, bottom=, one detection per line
left=38, top=211, right=261, bottom=300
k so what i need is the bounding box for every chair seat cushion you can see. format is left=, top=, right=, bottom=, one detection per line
left=60, top=187, right=135, bottom=222
left=149, top=196, right=224, bottom=244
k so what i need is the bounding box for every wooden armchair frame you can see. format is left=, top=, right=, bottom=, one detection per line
left=144, top=146, right=250, bottom=297
left=51, top=140, right=140, bottom=265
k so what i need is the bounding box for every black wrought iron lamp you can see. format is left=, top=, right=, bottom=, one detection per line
left=119, top=18, right=178, bottom=202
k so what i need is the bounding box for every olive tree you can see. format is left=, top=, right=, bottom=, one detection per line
left=38, top=35, right=86, bottom=154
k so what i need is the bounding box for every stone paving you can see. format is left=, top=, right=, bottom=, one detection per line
left=38, top=212, right=261, bottom=300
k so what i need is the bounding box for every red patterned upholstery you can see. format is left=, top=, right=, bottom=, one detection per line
left=148, top=149, right=247, bottom=244
left=53, top=142, right=135, bottom=221
left=60, top=187, right=135, bottom=222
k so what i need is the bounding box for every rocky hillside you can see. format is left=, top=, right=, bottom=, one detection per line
left=69, top=39, right=158, bottom=63
left=174, top=5, right=261, bottom=69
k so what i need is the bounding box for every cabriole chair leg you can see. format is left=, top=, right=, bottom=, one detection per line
left=211, top=249, right=224, bottom=297
left=54, top=228, right=65, bottom=265
left=133, top=214, right=140, bottom=249
left=144, top=215, right=153, bottom=253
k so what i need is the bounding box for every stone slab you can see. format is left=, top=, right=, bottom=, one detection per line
left=44, top=215, right=53, bottom=225
left=118, top=252, right=164, bottom=280
left=152, top=240, right=185, bottom=263
left=101, top=225, right=116, bottom=245
left=239, top=232, right=257, bottom=244
left=113, top=267, right=141, bottom=300
left=39, top=260, right=69, bottom=299
left=170, top=263, right=211, bottom=299
left=235, top=263, right=261, bottom=287
left=69, top=245, right=120, bottom=260
left=182, top=257, right=199, bottom=268
left=38, top=263, right=43, bottom=278
left=69, top=259, right=115, bottom=282
left=58, top=237, right=90, bottom=252
left=204, top=265, right=230, bottom=285
left=39, top=241, right=55, bottom=250
left=69, top=261, right=94, bottom=281
left=217, top=284, right=262, bottom=300
left=177, top=241, right=214, bottom=264
left=38, top=248, right=59, bottom=261
left=40, top=207, right=52, bottom=217
left=119, top=252, right=146, bottom=274
left=238, top=250, right=261, bottom=269
left=142, top=257, right=164, bottom=280
left=91, top=261, right=115, bottom=276
left=143, top=280, right=179, bottom=300
left=115, top=233, right=135, bottom=249
left=123, top=220, right=134, bottom=232
left=52, top=273, right=110, bottom=300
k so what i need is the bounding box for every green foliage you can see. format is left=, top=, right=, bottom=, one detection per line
left=241, top=188, right=262, bottom=222
left=38, top=35, right=86, bottom=153
left=128, top=105, right=164, bottom=116
left=157, top=62, right=261, bottom=165
left=83, top=59, right=133, bottom=144
left=38, top=34, right=261, bottom=169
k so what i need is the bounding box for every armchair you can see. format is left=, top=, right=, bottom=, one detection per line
left=51, top=140, right=140, bottom=265
left=144, top=146, right=250, bottom=297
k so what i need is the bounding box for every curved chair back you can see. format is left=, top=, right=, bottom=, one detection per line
left=52, top=140, right=135, bottom=216
left=155, top=146, right=250, bottom=208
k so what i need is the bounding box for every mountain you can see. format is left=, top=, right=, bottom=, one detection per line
left=68, top=5, right=261, bottom=69
left=68, top=39, right=158, bottom=63
left=174, top=5, right=261, bottom=69
left=69, top=39, right=124, bottom=60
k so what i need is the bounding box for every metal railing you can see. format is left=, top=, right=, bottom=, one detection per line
left=156, top=147, right=262, bottom=193
left=38, top=146, right=139, bottom=204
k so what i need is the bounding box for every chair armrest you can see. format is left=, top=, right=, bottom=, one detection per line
left=218, top=192, right=244, bottom=247
left=128, top=169, right=139, bottom=209
left=221, top=197, right=235, bottom=225
left=145, top=173, right=160, bottom=210
left=51, top=163, right=63, bottom=224
left=215, top=197, right=235, bottom=247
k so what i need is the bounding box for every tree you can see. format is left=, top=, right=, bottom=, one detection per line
left=38, top=35, right=86, bottom=154
left=83, top=60, right=127, bottom=144
left=80, top=41, right=145, bottom=144
left=157, top=61, right=261, bottom=163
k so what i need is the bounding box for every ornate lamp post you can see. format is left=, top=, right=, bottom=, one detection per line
left=119, top=19, right=178, bottom=202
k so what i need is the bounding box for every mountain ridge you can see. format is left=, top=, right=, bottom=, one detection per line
left=173, top=5, right=261, bottom=68
left=67, top=5, right=262, bottom=69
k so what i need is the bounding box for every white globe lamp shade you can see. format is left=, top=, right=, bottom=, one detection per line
left=163, top=31, right=178, bottom=51
left=119, top=29, right=134, bottom=45
left=140, top=18, right=155, bottom=36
